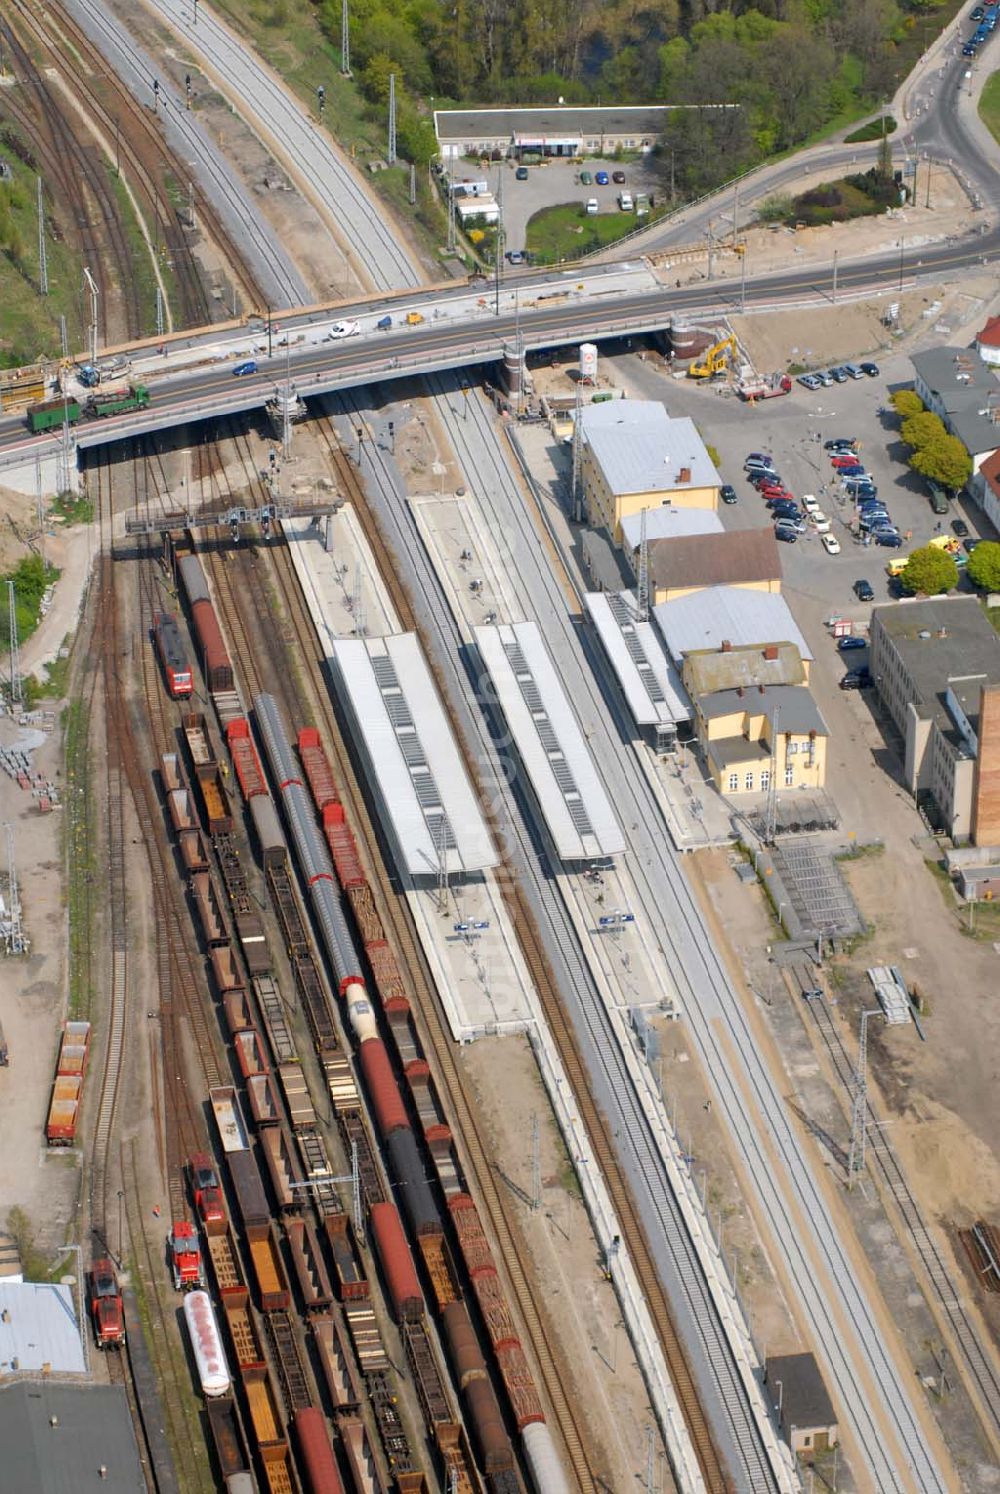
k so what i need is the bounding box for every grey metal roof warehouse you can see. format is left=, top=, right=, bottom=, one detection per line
left=474, top=620, right=625, bottom=861
left=330, top=633, right=497, bottom=879
left=871, top=596, right=1000, bottom=736
left=581, top=401, right=721, bottom=495
left=0, top=1282, right=86, bottom=1376
left=584, top=591, right=691, bottom=729
left=0, top=1382, right=145, bottom=1492
left=434, top=105, right=669, bottom=145
left=654, top=587, right=812, bottom=664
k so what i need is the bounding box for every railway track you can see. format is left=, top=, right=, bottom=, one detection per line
left=221, top=422, right=599, bottom=1491
left=65, top=0, right=307, bottom=308
left=3, top=12, right=142, bottom=337
left=791, top=966, right=1000, bottom=1453
left=316, top=400, right=731, bottom=1492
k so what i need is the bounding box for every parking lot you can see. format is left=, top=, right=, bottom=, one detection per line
left=611, top=345, right=995, bottom=622
left=458, top=155, right=660, bottom=253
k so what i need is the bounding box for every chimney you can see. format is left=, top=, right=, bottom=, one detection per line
left=678, top=466, right=691, bottom=483
left=763, top=645, right=778, bottom=661
left=721, top=639, right=732, bottom=652
left=737, top=686, right=744, bottom=697
left=758, top=683, right=765, bottom=694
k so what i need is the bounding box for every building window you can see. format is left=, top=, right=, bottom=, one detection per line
left=787, top=740, right=798, bottom=755
left=761, top=770, right=770, bottom=791
left=744, top=771, right=754, bottom=791
left=785, top=766, right=794, bottom=786
left=728, top=772, right=739, bottom=792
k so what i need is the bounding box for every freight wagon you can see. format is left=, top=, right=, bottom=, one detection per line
left=26, top=384, right=150, bottom=432
left=260, top=1125, right=305, bottom=1213
left=323, top=1213, right=368, bottom=1304
left=206, top=1396, right=253, bottom=1490
left=177, top=554, right=235, bottom=696
left=228, top=1147, right=272, bottom=1240
left=221, top=1291, right=266, bottom=1372
left=211, top=1085, right=251, bottom=1153
left=293, top=1407, right=344, bottom=1494
left=184, top=1290, right=232, bottom=1399
left=286, top=1217, right=335, bottom=1312
left=154, top=612, right=193, bottom=697
left=248, top=1223, right=291, bottom=1312
left=45, top=1020, right=91, bottom=1146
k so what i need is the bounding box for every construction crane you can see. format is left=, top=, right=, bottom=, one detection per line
left=688, top=333, right=736, bottom=380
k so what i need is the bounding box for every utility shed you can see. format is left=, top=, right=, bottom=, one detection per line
left=0, top=1381, right=145, bottom=1491
left=0, top=1282, right=86, bottom=1376
left=765, top=1352, right=839, bottom=1461
left=474, top=620, right=625, bottom=861
left=583, top=590, right=690, bottom=750
left=330, top=633, right=497, bottom=879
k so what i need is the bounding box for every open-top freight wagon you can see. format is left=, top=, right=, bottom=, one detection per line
left=27, top=384, right=150, bottom=432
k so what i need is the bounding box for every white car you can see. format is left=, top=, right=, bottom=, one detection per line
left=811, top=512, right=831, bottom=533
left=585, top=198, right=599, bottom=215
left=801, top=494, right=820, bottom=514
left=327, top=320, right=360, bottom=339
left=821, top=532, right=841, bottom=555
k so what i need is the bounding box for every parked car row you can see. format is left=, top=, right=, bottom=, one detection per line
left=827, top=437, right=903, bottom=549
left=743, top=452, right=839, bottom=550
left=798, top=362, right=879, bottom=391
left=964, top=3, right=998, bottom=55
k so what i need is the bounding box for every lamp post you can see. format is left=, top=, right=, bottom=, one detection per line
left=117, top=1189, right=125, bottom=1263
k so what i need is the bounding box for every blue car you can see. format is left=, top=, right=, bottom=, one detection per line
left=233, top=360, right=257, bottom=376
left=875, top=530, right=903, bottom=547
left=838, top=636, right=867, bottom=651
left=595, top=170, right=610, bottom=185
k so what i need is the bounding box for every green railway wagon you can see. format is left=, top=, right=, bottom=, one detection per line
left=27, top=398, right=82, bottom=433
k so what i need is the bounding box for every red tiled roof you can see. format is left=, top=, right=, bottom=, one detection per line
left=978, top=316, right=1000, bottom=349
left=980, top=447, right=1000, bottom=498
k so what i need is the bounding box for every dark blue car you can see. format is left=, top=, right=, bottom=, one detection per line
left=838, top=636, right=867, bottom=651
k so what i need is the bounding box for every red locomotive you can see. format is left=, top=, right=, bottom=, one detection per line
left=154, top=612, right=193, bottom=698
left=89, top=1258, right=125, bottom=1349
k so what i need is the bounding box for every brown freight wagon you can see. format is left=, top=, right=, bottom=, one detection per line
left=206, top=1396, right=252, bottom=1487
left=223, top=987, right=253, bottom=1037
left=233, top=1027, right=270, bottom=1081
left=324, top=1213, right=369, bottom=1304
left=286, top=1218, right=335, bottom=1313
left=312, top=1315, right=363, bottom=1414
left=191, top=871, right=228, bottom=946
left=248, top=1223, right=291, bottom=1312
left=222, top=1292, right=266, bottom=1373
left=293, top=1407, right=344, bottom=1494
left=178, top=829, right=210, bottom=874
left=246, top=1072, right=280, bottom=1128
left=278, top=1064, right=317, bottom=1132
left=210, top=945, right=243, bottom=998
left=260, top=1126, right=305, bottom=1213
left=227, top=1147, right=271, bottom=1242
left=205, top=1231, right=245, bottom=1297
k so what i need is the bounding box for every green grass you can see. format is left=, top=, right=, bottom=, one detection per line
left=925, top=854, right=1000, bottom=939
left=105, top=167, right=165, bottom=338
left=50, top=492, right=95, bottom=527
left=980, top=71, right=1000, bottom=147
left=525, top=202, right=662, bottom=264
left=0, top=555, right=60, bottom=650
left=0, top=137, right=88, bottom=366
left=844, top=116, right=897, bottom=144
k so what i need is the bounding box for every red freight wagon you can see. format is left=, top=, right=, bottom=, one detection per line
left=358, top=1039, right=409, bottom=1138
left=323, top=811, right=365, bottom=889
left=370, top=1201, right=423, bottom=1323
left=297, top=728, right=338, bottom=812
left=226, top=719, right=267, bottom=800
left=154, top=612, right=193, bottom=697
left=47, top=1075, right=82, bottom=1145
left=294, top=1407, right=344, bottom=1494
left=191, top=598, right=234, bottom=695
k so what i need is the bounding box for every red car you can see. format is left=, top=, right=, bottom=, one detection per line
left=761, top=484, right=790, bottom=499
left=831, top=454, right=860, bottom=469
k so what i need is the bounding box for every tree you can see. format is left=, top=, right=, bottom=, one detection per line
left=966, top=541, right=1000, bottom=592
left=909, top=434, right=972, bottom=493
left=891, top=389, right=924, bottom=418
left=899, top=545, right=958, bottom=596
left=900, top=411, right=945, bottom=451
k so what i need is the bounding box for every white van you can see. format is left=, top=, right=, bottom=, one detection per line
left=618, top=191, right=634, bottom=212
left=844, top=363, right=865, bottom=380
left=585, top=198, right=599, bottom=215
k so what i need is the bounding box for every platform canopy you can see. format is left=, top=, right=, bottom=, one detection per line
left=330, top=633, right=497, bottom=880
left=474, top=620, right=625, bottom=862
left=585, top=591, right=691, bottom=730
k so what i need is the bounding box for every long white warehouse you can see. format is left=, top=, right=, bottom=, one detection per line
left=474, top=620, right=625, bottom=862
left=330, top=633, right=497, bottom=879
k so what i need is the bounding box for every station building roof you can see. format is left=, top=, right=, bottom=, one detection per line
left=0, top=1282, right=86, bottom=1377
left=583, top=591, right=690, bottom=729
left=581, top=401, right=721, bottom=496
left=0, top=1382, right=145, bottom=1492
left=620, top=506, right=723, bottom=552
left=654, top=587, right=812, bottom=664
left=434, top=105, right=669, bottom=146
left=474, top=620, right=625, bottom=861
left=330, top=633, right=497, bottom=879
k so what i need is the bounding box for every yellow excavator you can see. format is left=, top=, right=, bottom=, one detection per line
left=688, top=333, right=737, bottom=380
